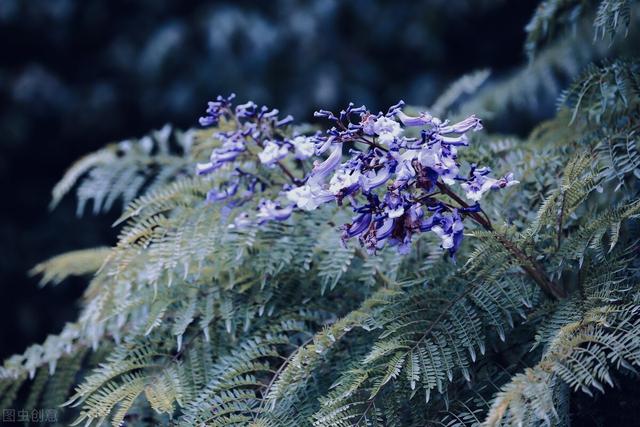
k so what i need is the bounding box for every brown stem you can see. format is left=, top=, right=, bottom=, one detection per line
left=493, top=234, right=567, bottom=299
left=248, top=135, right=302, bottom=185
left=276, top=161, right=302, bottom=184
left=437, top=182, right=566, bottom=299
left=436, top=182, right=493, bottom=230
left=361, top=136, right=389, bottom=152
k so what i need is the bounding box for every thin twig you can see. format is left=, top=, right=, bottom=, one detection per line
left=436, top=182, right=493, bottom=230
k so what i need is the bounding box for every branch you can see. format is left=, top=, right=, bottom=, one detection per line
left=438, top=182, right=566, bottom=299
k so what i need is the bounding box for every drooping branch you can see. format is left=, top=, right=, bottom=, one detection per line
left=438, top=181, right=566, bottom=299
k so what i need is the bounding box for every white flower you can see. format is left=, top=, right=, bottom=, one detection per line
left=460, top=171, right=519, bottom=202
left=196, top=161, right=215, bottom=175
left=329, top=169, right=361, bottom=194
left=258, top=141, right=288, bottom=165
left=372, top=116, right=402, bottom=145
left=417, top=143, right=459, bottom=185
left=460, top=179, right=496, bottom=202
left=417, top=145, right=439, bottom=168
left=386, top=205, right=405, bottom=218
left=256, top=200, right=293, bottom=223
left=431, top=225, right=454, bottom=249
left=431, top=219, right=463, bottom=249
left=439, top=155, right=459, bottom=185
left=286, top=184, right=335, bottom=211
left=291, top=136, right=316, bottom=159
left=392, top=150, right=418, bottom=186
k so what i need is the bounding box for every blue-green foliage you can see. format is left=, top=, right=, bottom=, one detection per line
left=1, top=1, right=640, bottom=426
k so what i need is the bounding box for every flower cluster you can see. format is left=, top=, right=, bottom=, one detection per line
left=196, top=96, right=518, bottom=257
left=195, top=94, right=309, bottom=205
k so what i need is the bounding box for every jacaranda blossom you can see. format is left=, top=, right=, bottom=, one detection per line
left=258, top=141, right=289, bottom=166
left=256, top=200, right=293, bottom=224
left=196, top=96, right=517, bottom=257
left=460, top=165, right=519, bottom=202
left=291, top=136, right=316, bottom=159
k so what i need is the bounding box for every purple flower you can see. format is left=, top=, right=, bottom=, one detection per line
left=343, top=212, right=372, bottom=238
left=391, top=152, right=418, bottom=189
left=308, top=143, right=343, bottom=184
left=291, top=136, right=315, bottom=159
left=196, top=162, right=219, bottom=175
left=494, top=173, right=518, bottom=188
left=206, top=181, right=239, bottom=203
left=314, top=109, right=338, bottom=122
left=285, top=183, right=335, bottom=211
left=276, top=115, right=294, bottom=127
left=372, top=116, right=403, bottom=145
left=197, top=96, right=296, bottom=178
left=417, top=142, right=459, bottom=185
left=199, top=94, right=236, bottom=127
left=386, top=100, right=406, bottom=116
left=329, top=168, right=361, bottom=196
left=258, top=141, right=289, bottom=166
left=235, top=101, right=258, bottom=118
left=396, top=111, right=436, bottom=127
left=440, top=115, right=483, bottom=134
left=376, top=216, right=395, bottom=240
left=196, top=143, right=245, bottom=175
left=292, top=103, right=511, bottom=256
left=256, top=200, right=294, bottom=224
left=460, top=165, right=519, bottom=202
left=384, top=191, right=405, bottom=218
left=424, top=210, right=464, bottom=256
left=360, top=166, right=393, bottom=192
left=438, top=133, right=469, bottom=146
left=195, top=97, right=517, bottom=258
left=314, top=134, right=335, bottom=155
left=361, top=114, right=377, bottom=136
